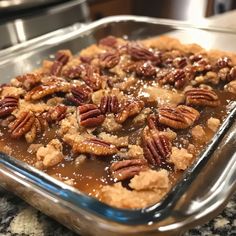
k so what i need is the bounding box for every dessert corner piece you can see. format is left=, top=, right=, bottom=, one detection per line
left=0, top=35, right=235, bottom=209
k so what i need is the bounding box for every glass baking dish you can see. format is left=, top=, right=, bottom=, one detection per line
left=0, top=15, right=235, bottom=236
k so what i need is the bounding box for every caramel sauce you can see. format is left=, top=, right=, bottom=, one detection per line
left=0, top=39, right=236, bottom=206
left=0, top=89, right=235, bottom=199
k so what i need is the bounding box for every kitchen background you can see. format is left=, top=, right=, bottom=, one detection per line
left=0, top=0, right=235, bottom=50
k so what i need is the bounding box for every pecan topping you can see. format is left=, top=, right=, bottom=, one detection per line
left=99, top=36, right=117, bottom=48
left=173, top=57, right=188, bottom=68
left=35, top=115, right=48, bottom=133
left=51, top=61, right=64, bottom=76
left=115, top=100, right=144, bottom=124
left=158, top=69, right=187, bottom=89
left=100, top=95, right=119, bottom=114
left=189, top=54, right=203, bottom=63
left=229, top=66, right=236, bottom=81
left=25, top=82, right=70, bottom=101
left=63, top=64, right=102, bottom=91
left=147, top=114, right=163, bottom=130
left=216, top=57, right=232, bottom=69
left=80, top=56, right=93, bottom=64
left=51, top=51, right=70, bottom=76
left=128, top=43, right=160, bottom=64
left=99, top=51, right=120, bottom=69
left=55, top=50, right=70, bottom=65
left=77, top=104, right=105, bottom=127
left=185, top=88, right=220, bottom=107
left=25, top=115, right=48, bottom=143
left=67, top=85, right=92, bottom=106
left=158, top=105, right=200, bottom=129
left=135, top=61, right=157, bottom=78
left=110, top=159, right=148, bottom=181
left=143, top=130, right=172, bottom=167
left=0, top=96, right=18, bottom=118
left=192, top=58, right=212, bottom=73
left=72, top=138, right=117, bottom=155
left=47, top=104, right=67, bottom=123
left=62, top=65, right=82, bottom=79
left=218, top=68, right=230, bottom=81
left=220, top=66, right=236, bottom=82
left=16, top=73, right=41, bottom=91
left=9, top=111, right=35, bottom=138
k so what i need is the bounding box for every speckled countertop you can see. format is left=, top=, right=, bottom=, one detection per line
left=1, top=10, right=236, bottom=236
left=0, top=186, right=235, bottom=236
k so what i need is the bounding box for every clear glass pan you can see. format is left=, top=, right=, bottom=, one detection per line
left=0, top=15, right=235, bottom=236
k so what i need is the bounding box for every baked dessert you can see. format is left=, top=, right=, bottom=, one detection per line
left=0, top=35, right=235, bottom=209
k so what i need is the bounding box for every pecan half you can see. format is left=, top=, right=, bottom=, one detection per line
left=128, top=43, right=160, bottom=64
left=25, top=82, right=70, bottom=101
left=51, top=51, right=70, bottom=76
left=47, top=104, right=67, bottom=123
left=115, top=100, right=144, bottom=124
left=135, top=61, right=157, bottom=78
left=100, top=95, right=119, bottom=114
left=158, top=105, right=200, bottom=129
left=0, top=96, right=18, bottom=118
left=67, top=85, right=92, bottom=106
left=77, top=104, right=105, bottom=127
left=229, top=66, right=236, bottom=81
left=110, top=159, right=148, bottom=181
left=25, top=115, right=48, bottom=143
left=185, top=88, right=220, bottom=107
left=173, top=57, right=188, bottom=68
left=216, top=57, right=232, bottom=69
left=72, top=138, right=118, bottom=155
left=192, top=58, right=212, bottom=73
left=80, top=56, right=93, bottom=64
left=99, top=36, right=118, bottom=48
left=158, top=69, right=187, bottom=89
left=147, top=114, right=163, bottom=130
left=55, top=50, right=70, bottom=65
left=99, top=51, right=120, bottom=69
left=51, top=61, right=64, bottom=76
left=9, top=111, right=35, bottom=138
left=63, top=64, right=102, bottom=90
left=219, top=66, right=236, bottom=82
left=16, top=73, right=41, bottom=91
left=143, top=130, right=172, bottom=167
left=189, top=54, right=203, bottom=63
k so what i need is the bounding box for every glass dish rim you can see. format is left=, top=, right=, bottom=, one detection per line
left=0, top=15, right=235, bottom=226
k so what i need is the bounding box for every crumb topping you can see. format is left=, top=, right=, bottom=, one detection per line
left=36, top=139, right=64, bottom=168
left=170, top=147, right=193, bottom=170
left=0, top=35, right=235, bottom=209
left=207, top=117, right=221, bottom=132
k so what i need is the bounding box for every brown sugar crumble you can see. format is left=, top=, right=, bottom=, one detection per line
left=0, top=35, right=235, bottom=209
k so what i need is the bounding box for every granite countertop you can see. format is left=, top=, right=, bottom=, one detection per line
left=0, top=186, right=235, bottom=236
left=1, top=10, right=236, bottom=236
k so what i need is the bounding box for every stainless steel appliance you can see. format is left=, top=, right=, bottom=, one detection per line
left=133, top=0, right=235, bottom=20
left=0, top=0, right=90, bottom=49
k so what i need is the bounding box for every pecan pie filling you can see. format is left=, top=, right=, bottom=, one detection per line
left=0, top=35, right=235, bottom=209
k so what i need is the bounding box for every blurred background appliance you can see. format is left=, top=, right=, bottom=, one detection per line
left=0, top=0, right=236, bottom=50
left=89, top=0, right=235, bottom=21
left=0, top=0, right=90, bottom=49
